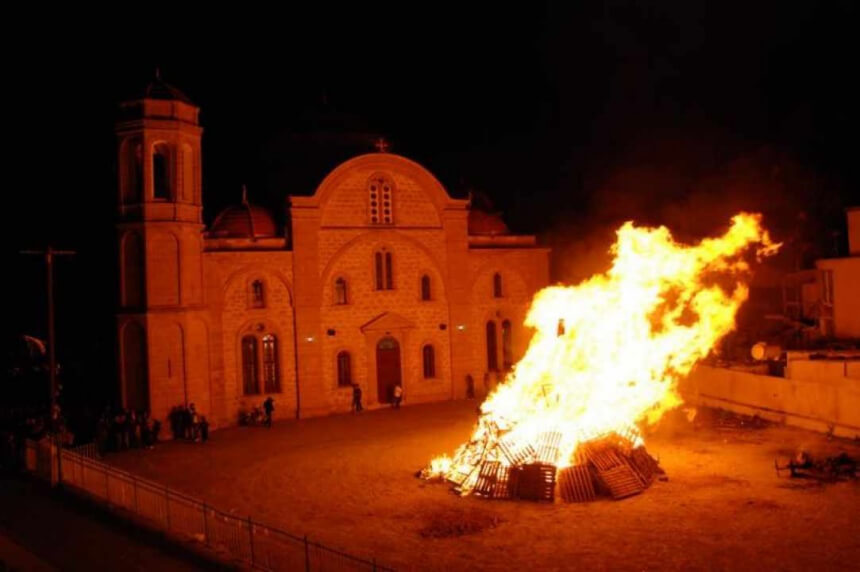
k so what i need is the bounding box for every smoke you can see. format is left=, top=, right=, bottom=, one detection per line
left=543, top=133, right=844, bottom=285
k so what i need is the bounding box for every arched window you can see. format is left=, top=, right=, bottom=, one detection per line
left=337, top=351, right=352, bottom=387
left=422, top=345, right=436, bottom=378
left=368, top=174, right=394, bottom=225
left=241, top=335, right=259, bottom=395
left=374, top=252, right=384, bottom=290
left=385, top=252, right=393, bottom=289
left=421, top=275, right=431, bottom=301
left=153, top=143, right=171, bottom=200
left=374, top=249, right=394, bottom=290
left=262, top=334, right=280, bottom=393
left=335, top=277, right=348, bottom=305
left=251, top=280, right=265, bottom=308
left=493, top=273, right=503, bottom=298
left=123, top=138, right=143, bottom=203
left=502, top=320, right=513, bottom=370
left=181, top=143, right=194, bottom=201
left=486, top=321, right=498, bottom=371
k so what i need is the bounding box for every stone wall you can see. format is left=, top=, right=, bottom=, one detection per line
left=682, top=364, right=860, bottom=438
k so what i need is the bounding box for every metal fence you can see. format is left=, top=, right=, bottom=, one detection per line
left=57, top=447, right=393, bottom=571
left=70, top=441, right=100, bottom=460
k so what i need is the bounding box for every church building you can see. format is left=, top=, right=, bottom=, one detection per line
left=115, top=77, right=550, bottom=428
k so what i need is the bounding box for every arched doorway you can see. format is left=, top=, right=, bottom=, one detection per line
left=376, top=337, right=401, bottom=404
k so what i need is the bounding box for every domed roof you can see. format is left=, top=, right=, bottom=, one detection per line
left=141, top=71, right=194, bottom=104
left=468, top=209, right=510, bottom=236
left=210, top=200, right=278, bottom=239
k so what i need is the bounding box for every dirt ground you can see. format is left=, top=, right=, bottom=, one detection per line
left=108, top=401, right=860, bottom=571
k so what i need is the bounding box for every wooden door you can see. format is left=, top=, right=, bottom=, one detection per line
left=376, top=337, right=401, bottom=403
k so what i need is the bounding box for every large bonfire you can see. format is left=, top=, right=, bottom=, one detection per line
left=423, top=213, right=779, bottom=502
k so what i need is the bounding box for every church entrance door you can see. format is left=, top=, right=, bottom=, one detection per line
left=376, top=337, right=401, bottom=404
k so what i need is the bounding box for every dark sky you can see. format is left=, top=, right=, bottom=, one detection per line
left=4, top=2, right=858, bottom=390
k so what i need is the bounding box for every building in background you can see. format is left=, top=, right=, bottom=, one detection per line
left=115, top=78, right=549, bottom=428
left=781, top=207, right=860, bottom=341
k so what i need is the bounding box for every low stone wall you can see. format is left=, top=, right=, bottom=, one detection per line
left=682, top=365, right=860, bottom=439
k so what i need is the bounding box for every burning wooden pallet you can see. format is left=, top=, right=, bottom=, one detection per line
left=513, top=463, right=557, bottom=501
left=596, top=464, right=645, bottom=499
left=498, top=434, right=536, bottom=466
left=433, top=428, right=663, bottom=503
left=558, top=465, right=596, bottom=502
left=570, top=434, right=661, bottom=501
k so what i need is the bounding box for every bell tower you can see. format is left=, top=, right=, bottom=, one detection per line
left=115, top=73, right=209, bottom=422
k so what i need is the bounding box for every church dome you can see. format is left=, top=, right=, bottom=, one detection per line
left=210, top=202, right=278, bottom=239
left=141, top=74, right=194, bottom=104
left=468, top=208, right=510, bottom=236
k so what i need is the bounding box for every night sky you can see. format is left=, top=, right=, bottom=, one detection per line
left=5, top=3, right=858, bottom=404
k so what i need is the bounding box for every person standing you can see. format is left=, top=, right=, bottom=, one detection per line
left=189, top=403, right=199, bottom=441
left=392, top=383, right=403, bottom=409
left=263, top=397, right=275, bottom=428
left=351, top=383, right=363, bottom=413
left=199, top=416, right=209, bottom=442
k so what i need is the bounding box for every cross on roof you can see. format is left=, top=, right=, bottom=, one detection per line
left=374, top=137, right=389, bottom=153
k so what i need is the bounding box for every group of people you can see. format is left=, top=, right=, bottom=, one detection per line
left=94, top=402, right=212, bottom=456
left=167, top=403, right=209, bottom=442
left=350, top=383, right=402, bottom=413
left=95, top=407, right=161, bottom=455
left=0, top=404, right=72, bottom=470
left=239, top=397, right=275, bottom=428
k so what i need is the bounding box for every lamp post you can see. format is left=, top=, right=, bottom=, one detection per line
left=20, top=246, right=76, bottom=411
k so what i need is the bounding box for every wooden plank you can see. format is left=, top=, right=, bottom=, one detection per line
left=558, top=465, right=596, bottom=503
left=514, top=463, right=557, bottom=502
left=597, top=464, right=645, bottom=499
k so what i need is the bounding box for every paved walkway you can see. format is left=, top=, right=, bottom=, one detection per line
left=0, top=474, right=231, bottom=571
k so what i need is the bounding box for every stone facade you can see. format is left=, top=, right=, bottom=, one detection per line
left=116, top=82, right=550, bottom=428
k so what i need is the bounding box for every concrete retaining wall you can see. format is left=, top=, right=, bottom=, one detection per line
left=682, top=364, right=860, bottom=439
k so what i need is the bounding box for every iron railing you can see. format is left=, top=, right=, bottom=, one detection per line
left=56, top=446, right=393, bottom=571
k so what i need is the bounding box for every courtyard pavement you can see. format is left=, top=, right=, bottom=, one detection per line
left=108, top=399, right=860, bottom=571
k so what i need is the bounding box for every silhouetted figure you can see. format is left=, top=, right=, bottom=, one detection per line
left=113, top=410, right=128, bottom=450
left=181, top=406, right=193, bottom=440
left=199, top=416, right=209, bottom=442
left=139, top=411, right=151, bottom=448
left=392, top=383, right=403, bottom=409
left=96, top=408, right=111, bottom=456
left=127, top=410, right=139, bottom=448
left=352, top=384, right=363, bottom=413
left=149, top=413, right=162, bottom=446
left=263, top=397, right=275, bottom=428
left=465, top=374, right=475, bottom=399
left=189, top=403, right=200, bottom=441
left=169, top=406, right=181, bottom=440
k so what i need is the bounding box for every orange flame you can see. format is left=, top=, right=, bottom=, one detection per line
left=426, top=213, right=779, bottom=491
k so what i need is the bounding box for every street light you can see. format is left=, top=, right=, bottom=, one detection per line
left=20, top=246, right=76, bottom=413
